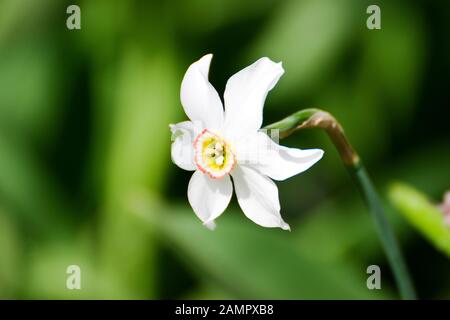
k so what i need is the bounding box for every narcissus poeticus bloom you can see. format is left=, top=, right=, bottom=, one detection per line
left=170, top=54, right=323, bottom=230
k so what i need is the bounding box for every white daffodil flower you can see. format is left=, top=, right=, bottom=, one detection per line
left=170, top=54, right=324, bottom=230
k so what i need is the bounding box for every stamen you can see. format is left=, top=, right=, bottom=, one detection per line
left=215, top=142, right=223, bottom=152
left=215, top=156, right=224, bottom=166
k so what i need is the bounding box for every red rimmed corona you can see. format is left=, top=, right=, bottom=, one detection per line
left=194, top=129, right=236, bottom=179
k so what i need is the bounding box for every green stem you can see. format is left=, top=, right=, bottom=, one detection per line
left=264, top=109, right=417, bottom=299
left=353, top=164, right=416, bottom=299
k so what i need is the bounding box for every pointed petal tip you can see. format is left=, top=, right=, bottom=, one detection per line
left=278, top=61, right=284, bottom=71
left=180, top=53, right=224, bottom=128
left=203, top=220, right=217, bottom=230
left=258, top=57, right=284, bottom=71
left=281, top=221, right=291, bottom=231
left=317, top=148, right=325, bottom=159
left=198, top=53, right=214, bottom=66
left=294, top=148, right=325, bottom=163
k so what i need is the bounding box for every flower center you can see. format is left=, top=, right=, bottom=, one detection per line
left=194, top=129, right=236, bottom=179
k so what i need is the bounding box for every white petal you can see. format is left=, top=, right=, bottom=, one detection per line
left=223, top=57, right=284, bottom=140
left=170, top=121, right=202, bottom=171
left=236, top=132, right=324, bottom=181
left=188, top=170, right=233, bottom=227
left=180, top=54, right=224, bottom=130
left=232, top=166, right=290, bottom=230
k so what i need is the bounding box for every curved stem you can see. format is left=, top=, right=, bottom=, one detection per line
left=264, top=109, right=417, bottom=299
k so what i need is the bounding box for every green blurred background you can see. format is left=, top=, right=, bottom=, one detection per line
left=0, top=0, right=449, bottom=299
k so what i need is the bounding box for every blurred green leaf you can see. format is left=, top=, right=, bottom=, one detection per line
left=175, top=0, right=277, bottom=34
left=79, top=0, right=132, bottom=60
left=294, top=199, right=377, bottom=262
left=26, top=230, right=132, bottom=299
left=317, top=78, right=387, bottom=165
left=389, top=183, right=450, bottom=258
left=0, top=210, right=21, bottom=298
left=0, top=0, right=56, bottom=45
left=133, top=196, right=389, bottom=299
left=96, top=47, right=180, bottom=298
left=359, top=0, right=425, bottom=125
left=386, top=143, right=450, bottom=197
left=103, top=48, right=179, bottom=196
left=0, top=133, right=70, bottom=233
left=249, top=0, right=357, bottom=99
left=0, top=41, right=61, bottom=141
